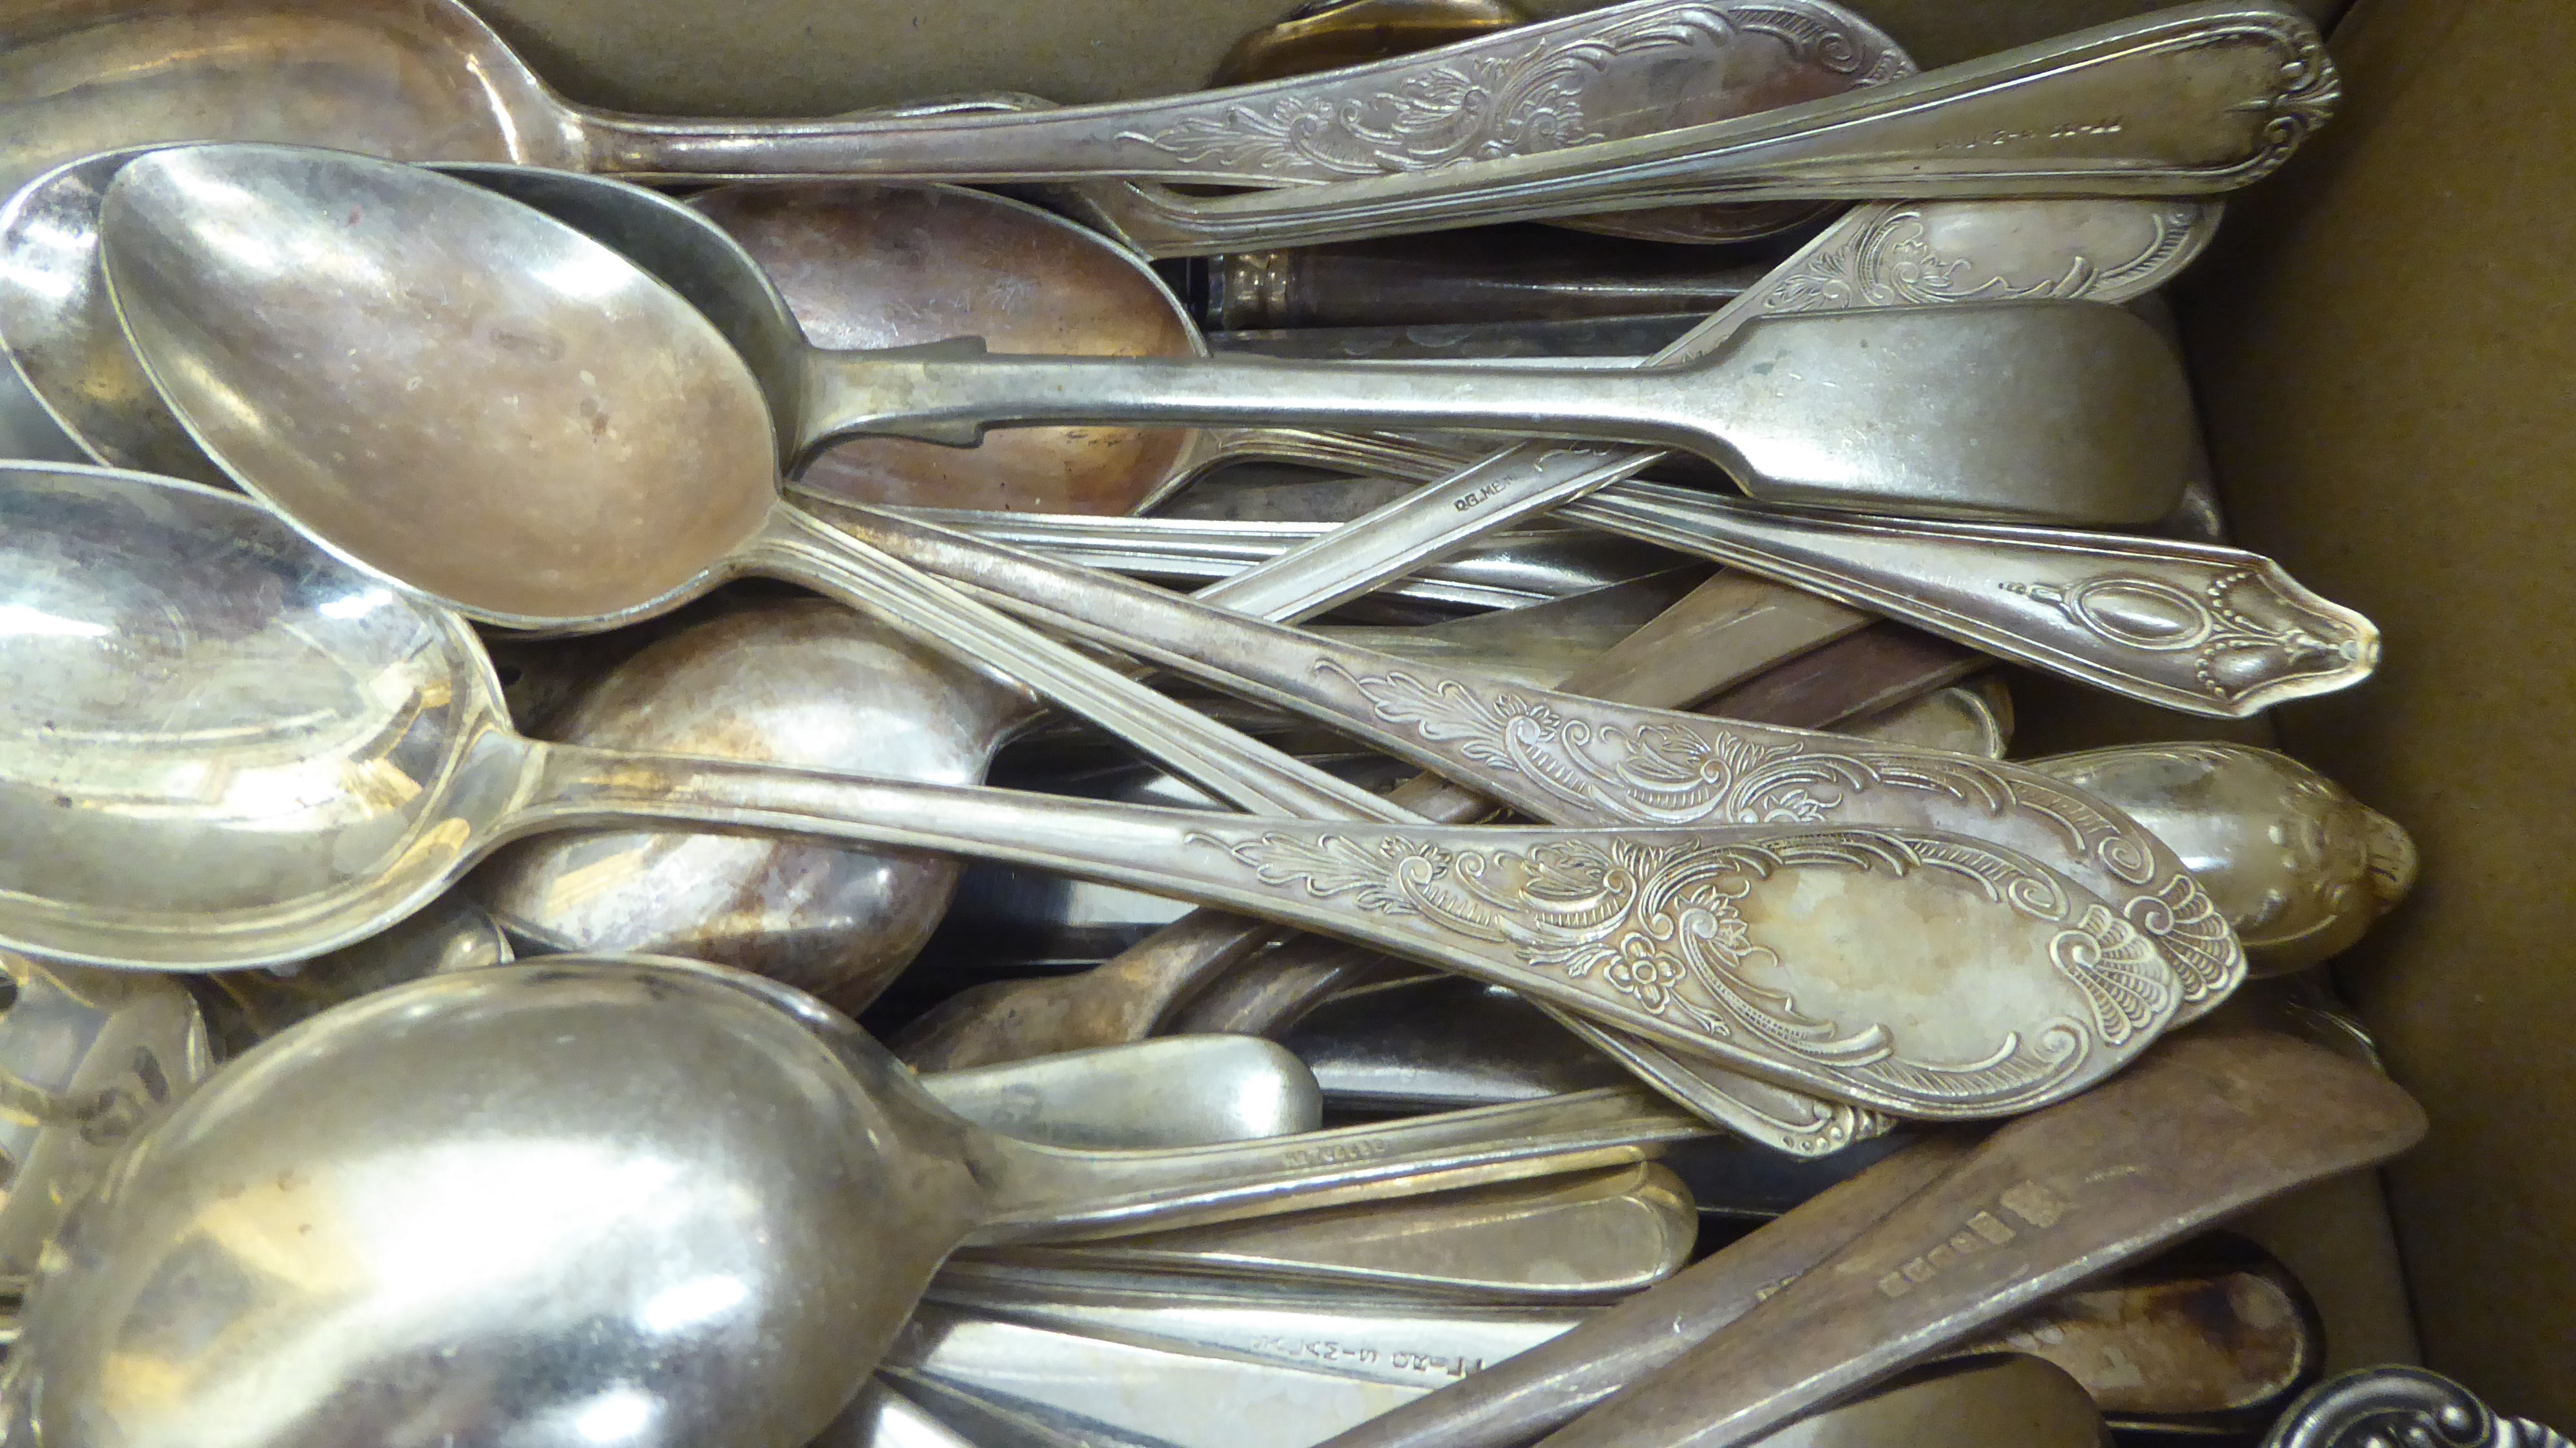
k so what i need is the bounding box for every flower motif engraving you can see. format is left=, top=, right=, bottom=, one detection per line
left=1205, top=826, right=2143, bottom=1113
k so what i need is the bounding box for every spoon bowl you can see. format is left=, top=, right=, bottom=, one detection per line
left=0, top=956, right=1710, bottom=1448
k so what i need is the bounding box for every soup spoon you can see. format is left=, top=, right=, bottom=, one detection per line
left=0, top=956, right=1716, bottom=1448
left=0, top=464, right=2150, bottom=1115
left=106, top=147, right=2195, bottom=532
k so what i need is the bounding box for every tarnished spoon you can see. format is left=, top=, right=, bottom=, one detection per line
left=1313, top=1029, right=2424, bottom=1448
left=0, top=957, right=1710, bottom=1448
left=0, top=466, right=2143, bottom=1115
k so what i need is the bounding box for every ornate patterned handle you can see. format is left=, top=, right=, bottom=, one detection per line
left=2263, top=1367, right=2572, bottom=1448
left=828, top=508, right=2242, bottom=1021
left=576, top=0, right=1905, bottom=182
left=1072, top=2, right=2329, bottom=254
left=522, top=741, right=2156, bottom=1119
left=1564, top=483, right=2381, bottom=718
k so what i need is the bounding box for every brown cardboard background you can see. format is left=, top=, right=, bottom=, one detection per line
left=469, top=0, right=2564, bottom=1418
left=2183, top=0, right=2576, bottom=1418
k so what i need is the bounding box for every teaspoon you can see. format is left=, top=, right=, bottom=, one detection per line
left=0, top=957, right=1713, bottom=1448
left=0, top=464, right=2145, bottom=1115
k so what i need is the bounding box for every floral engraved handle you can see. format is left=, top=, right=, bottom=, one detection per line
left=1191, top=821, right=2172, bottom=1118
left=1117, top=0, right=1908, bottom=180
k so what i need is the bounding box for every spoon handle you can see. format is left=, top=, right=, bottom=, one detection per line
left=1063, top=1, right=2329, bottom=255
left=1191, top=196, right=2221, bottom=620
left=566, top=0, right=1904, bottom=183
left=966, top=1085, right=1709, bottom=1243
left=806, top=303, right=2190, bottom=527
left=858, top=477, right=2377, bottom=720
left=1564, top=484, right=2383, bottom=718
left=1526, top=1031, right=2427, bottom=1448
left=822, top=506, right=2244, bottom=1018
left=871, top=506, right=1669, bottom=611
left=516, top=743, right=2161, bottom=1118
left=745, top=508, right=1406, bottom=824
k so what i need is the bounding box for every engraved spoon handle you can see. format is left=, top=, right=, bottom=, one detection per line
left=1067, top=1, right=2331, bottom=255
left=1194, top=195, right=2221, bottom=622
left=516, top=741, right=2148, bottom=1118
left=833, top=507, right=2244, bottom=1013
left=569, top=0, right=1903, bottom=184
left=1567, top=486, right=2381, bottom=717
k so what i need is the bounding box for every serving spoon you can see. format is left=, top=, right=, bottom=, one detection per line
left=0, top=464, right=2155, bottom=1115
left=0, top=957, right=1718, bottom=1448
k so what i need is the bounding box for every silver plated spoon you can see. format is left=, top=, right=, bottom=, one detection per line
left=0, top=957, right=1709, bottom=1448
left=0, top=465, right=2143, bottom=1115
left=100, top=145, right=2197, bottom=534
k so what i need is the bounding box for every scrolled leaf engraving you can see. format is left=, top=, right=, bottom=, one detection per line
left=1202, top=825, right=2143, bottom=1114
left=1319, top=662, right=2243, bottom=1009
left=1116, top=3, right=1871, bottom=178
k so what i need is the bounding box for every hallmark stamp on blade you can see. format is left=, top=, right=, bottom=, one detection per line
left=1875, top=1179, right=2070, bottom=1298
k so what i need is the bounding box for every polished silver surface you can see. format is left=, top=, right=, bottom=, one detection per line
left=978, top=1163, right=1697, bottom=1299
left=923, top=1036, right=1324, bottom=1149
left=886, top=1304, right=1428, bottom=1448
left=0, top=957, right=1715, bottom=1448
left=0, top=954, right=208, bottom=1297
